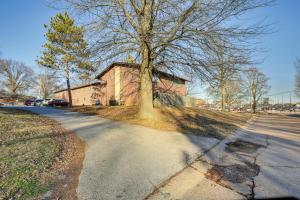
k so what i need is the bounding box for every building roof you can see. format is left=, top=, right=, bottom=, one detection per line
left=95, top=62, right=189, bottom=81
left=54, top=81, right=105, bottom=93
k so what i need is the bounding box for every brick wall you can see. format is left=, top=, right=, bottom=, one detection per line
left=55, top=64, right=187, bottom=106
left=154, top=75, right=186, bottom=96
left=54, top=85, right=104, bottom=106
left=100, top=67, right=115, bottom=105
left=120, top=65, right=140, bottom=106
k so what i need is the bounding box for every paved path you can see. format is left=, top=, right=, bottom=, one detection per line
left=149, top=113, right=300, bottom=199
left=15, top=106, right=220, bottom=200
left=252, top=114, right=300, bottom=198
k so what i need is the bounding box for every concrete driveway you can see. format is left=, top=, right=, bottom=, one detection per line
left=15, top=106, right=221, bottom=200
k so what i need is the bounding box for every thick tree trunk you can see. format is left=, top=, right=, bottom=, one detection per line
left=65, top=63, right=72, bottom=107
left=139, top=44, right=153, bottom=119
left=138, top=1, right=154, bottom=119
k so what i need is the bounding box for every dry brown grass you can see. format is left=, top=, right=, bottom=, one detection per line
left=0, top=108, right=84, bottom=200
left=69, top=105, right=253, bottom=139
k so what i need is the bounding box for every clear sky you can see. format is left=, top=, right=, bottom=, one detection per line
left=0, top=0, right=300, bottom=101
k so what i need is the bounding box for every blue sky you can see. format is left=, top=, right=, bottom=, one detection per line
left=0, top=0, right=300, bottom=101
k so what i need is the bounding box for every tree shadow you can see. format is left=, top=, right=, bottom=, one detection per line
left=159, top=106, right=239, bottom=140
left=287, top=114, right=300, bottom=118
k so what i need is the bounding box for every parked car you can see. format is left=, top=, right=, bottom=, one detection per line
left=48, top=99, right=68, bottom=107
left=42, top=98, right=52, bottom=106
left=34, top=99, right=44, bottom=106
left=24, top=99, right=35, bottom=106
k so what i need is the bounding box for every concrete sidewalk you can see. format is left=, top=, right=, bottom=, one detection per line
left=149, top=114, right=300, bottom=199
left=16, top=106, right=221, bottom=200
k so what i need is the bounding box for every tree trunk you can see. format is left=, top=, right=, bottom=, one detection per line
left=219, top=66, right=225, bottom=112
left=65, top=63, right=72, bottom=107
left=138, top=1, right=154, bottom=119
left=139, top=44, right=153, bottom=119
left=66, top=78, right=72, bottom=107
left=220, top=83, right=225, bottom=111
left=252, top=101, right=256, bottom=113
left=252, top=95, right=256, bottom=113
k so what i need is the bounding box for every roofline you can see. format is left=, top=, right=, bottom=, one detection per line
left=95, top=62, right=139, bottom=79
left=154, top=70, right=189, bottom=82
left=54, top=81, right=104, bottom=93
left=95, top=62, right=189, bottom=81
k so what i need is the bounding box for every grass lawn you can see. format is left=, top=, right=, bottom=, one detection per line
left=68, top=106, right=253, bottom=140
left=0, top=108, right=84, bottom=200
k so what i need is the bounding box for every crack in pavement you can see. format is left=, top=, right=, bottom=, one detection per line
left=145, top=116, right=277, bottom=200
left=197, top=133, right=271, bottom=199
left=249, top=154, right=259, bottom=199
left=248, top=135, right=270, bottom=199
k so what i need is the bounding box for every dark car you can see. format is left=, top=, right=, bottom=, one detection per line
left=24, top=99, right=35, bottom=106
left=48, top=99, right=68, bottom=107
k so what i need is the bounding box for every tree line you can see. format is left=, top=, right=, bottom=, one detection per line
left=1, top=0, right=276, bottom=116
left=207, top=64, right=270, bottom=113
left=0, top=58, right=59, bottom=98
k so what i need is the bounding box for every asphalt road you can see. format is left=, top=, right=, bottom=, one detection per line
left=15, top=106, right=220, bottom=200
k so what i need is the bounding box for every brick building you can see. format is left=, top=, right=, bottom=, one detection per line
left=54, top=62, right=187, bottom=106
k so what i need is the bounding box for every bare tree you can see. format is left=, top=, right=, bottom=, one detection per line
left=206, top=38, right=250, bottom=111
left=224, top=80, right=244, bottom=111
left=60, top=0, right=272, bottom=118
left=208, top=77, right=243, bottom=111
left=207, top=47, right=246, bottom=111
left=39, top=70, right=60, bottom=99
left=245, top=67, right=269, bottom=113
left=0, top=59, right=36, bottom=95
left=295, top=58, right=300, bottom=96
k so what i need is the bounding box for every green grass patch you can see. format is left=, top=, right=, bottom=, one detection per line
left=0, top=108, right=64, bottom=199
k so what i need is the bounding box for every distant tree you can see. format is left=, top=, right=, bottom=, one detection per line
left=208, top=78, right=243, bottom=111
left=295, top=58, right=300, bottom=96
left=245, top=67, right=270, bottom=113
left=0, top=60, right=36, bottom=95
left=0, top=59, right=36, bottom=95
left=207, top=42, right=247, bottom=111
left=208, top=61, right=241, bottom=111
left=39, top=70, right=60, bottom=99
left=224, top=80, right=244, bottom=111
left=62, top=0, right=273, bottom=119
left=37, top=12, right=93, bottom=106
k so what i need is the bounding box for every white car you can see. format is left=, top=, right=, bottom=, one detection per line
left=34, top=99, right=44, bottom=106
left=42, top=98, right=54, bottom=106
